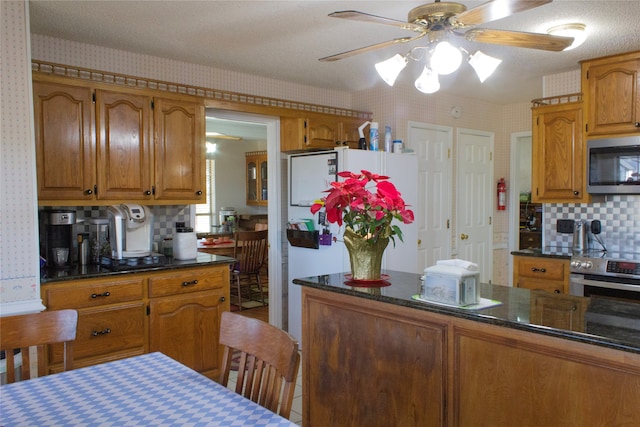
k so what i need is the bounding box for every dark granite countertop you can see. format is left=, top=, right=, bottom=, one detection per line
left=41, top=253, right=235, bottom=284
left=511, top=246, right=573, bottom=259
left=293, top=270, right=640, bottom=354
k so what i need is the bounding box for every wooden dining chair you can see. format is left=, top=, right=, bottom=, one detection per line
left=0, top=309, right=78, bottom=384
left=231, top=230, right=268, bottom=310
left=218, top=311, right=300, bottom=419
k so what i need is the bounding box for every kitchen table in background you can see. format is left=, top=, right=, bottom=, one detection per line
left=0, top=352, right=296, bottom=427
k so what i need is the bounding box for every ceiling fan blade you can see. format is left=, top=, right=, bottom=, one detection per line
left=319, top=34, right=426, bottom=62
left=329, top=10, right=423, bottom=32
left=455, top=0, right=552, bottom=27
left=464, top=28, right=573, bottom=51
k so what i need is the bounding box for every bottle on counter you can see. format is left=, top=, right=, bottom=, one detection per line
left=369, top=122, right=379, bottom=151
left=384, top=126, right=392, bottom=152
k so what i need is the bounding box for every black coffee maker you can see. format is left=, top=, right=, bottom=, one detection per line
left=42, top=210, right=75, bottom=269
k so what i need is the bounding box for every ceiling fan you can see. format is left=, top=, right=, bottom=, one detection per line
left=319, top=0, right=574, bottom=63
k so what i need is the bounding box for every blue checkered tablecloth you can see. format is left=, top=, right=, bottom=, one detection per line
left=0, top=352, right=297, bottom=426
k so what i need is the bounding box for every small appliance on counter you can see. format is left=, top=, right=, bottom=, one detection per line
left=173, top=222, right=197, bottom=260
left=107, top=204, right=154, bottom=259
left=41, top=210, right=76, bottom=269
left=420, top=259, right=480, bottom=306
left=101, top=204, right=165, bottom=270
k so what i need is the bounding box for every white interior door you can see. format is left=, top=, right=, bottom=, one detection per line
left=456, top=128, right=493, bottom=283
left=408, top=122, right=452, bottom=272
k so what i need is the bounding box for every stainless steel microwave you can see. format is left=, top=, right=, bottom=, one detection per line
left=587, top=136, right=640, bottom=194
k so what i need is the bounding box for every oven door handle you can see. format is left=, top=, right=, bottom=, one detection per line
left=570, top=273, right=640, bottom=296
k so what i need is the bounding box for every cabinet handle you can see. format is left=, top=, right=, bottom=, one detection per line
left=531, top=267, right=547, bottom=273
left=182, top=279, right=198, bottom=287
left=144, top=190, right=151, bottom=195
left=573, top=190, right=579, bottom=196
left=91, top=291, right=111, bottom=298
left=92, top=328, right=111, bottom=336
left=219, top=296, right=226, bottom=302
left=85, top=188, right=93, bottom=195
left=554, top=289, right=561, bottom=294
left=196, top=190, right=203, bottom=196
left=635, top=122, right=640, bottom=127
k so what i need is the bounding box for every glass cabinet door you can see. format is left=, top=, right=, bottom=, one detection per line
left=260, top=159, right=268, bottom=201
left=247, top=161, right=257, bottom=202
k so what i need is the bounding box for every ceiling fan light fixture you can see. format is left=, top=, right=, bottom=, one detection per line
left=468, top=51, right=502, bottom=83
left=415, top=66, right=440, bottom=94
left=375, top=54, right=408, bottom=86
left=547, top=23, right=586, bottom=50
left=430, top=41, right=462, bottom=75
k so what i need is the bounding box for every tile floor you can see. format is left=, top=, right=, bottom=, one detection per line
left=225, top=355, right=303, bottom=425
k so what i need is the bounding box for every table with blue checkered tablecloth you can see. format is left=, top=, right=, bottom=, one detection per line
left=0, top=352, right=297, bottom=426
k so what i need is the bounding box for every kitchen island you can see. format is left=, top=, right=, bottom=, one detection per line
left=40, top=253, right=235, bottom=379
left=294, top=271, right=640, bottom=427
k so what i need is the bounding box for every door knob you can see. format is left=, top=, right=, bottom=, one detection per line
left=460, top=233, right=469, bottom=240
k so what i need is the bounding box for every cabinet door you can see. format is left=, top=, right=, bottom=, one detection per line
left=154, top=97, right=205, bottom=201
left=307, top=116, right=340, bottom=149
left=532, top=102, right=588, bottom=203
left=246, top=152, right=268, bottom=206
left=33, top=81, right=95, bottom=201
left=340, top=117, right=365, bottom=149
left=149, top=290, right=226, bottom=380
left=583, top=53, right=640, bottom=136
left=96, top=90, right=153, bottom=200
left=246, top=158, right=258, bottom=204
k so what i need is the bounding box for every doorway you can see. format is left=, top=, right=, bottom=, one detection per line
left=508, top=131, right=533, bottom=286
left=202, top=109, right=283, bottom=328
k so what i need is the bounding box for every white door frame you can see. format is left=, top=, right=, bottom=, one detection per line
left=508, top=131, right=533, bottom=286
left=204, top=109, right=282, bottom=327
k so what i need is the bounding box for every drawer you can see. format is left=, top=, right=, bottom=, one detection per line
left=517, top=258, right=566, bottom=281
left=148, top=266, right=228, bottom=298
left=45, top=278, right=145, bottom=309
left=49, top=302, right=146, bottom=364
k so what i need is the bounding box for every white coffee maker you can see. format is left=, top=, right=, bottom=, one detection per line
left=107, top=204, right=154, bottom=259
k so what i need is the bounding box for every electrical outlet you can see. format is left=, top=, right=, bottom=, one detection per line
left=557, top=219, right=574, bottom=234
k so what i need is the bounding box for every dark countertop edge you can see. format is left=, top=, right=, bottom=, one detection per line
left=41, top=254, right=236, bottom=284
left=293, top=279, right=640, bottom=355
left=510, top=249, right=572, bottom=260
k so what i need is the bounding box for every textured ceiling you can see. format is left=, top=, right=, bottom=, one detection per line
left=29, top=0, right=640, bottom=105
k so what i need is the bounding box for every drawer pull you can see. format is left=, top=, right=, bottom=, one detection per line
left=530, top=267, right=546, bottom=273
left=219, top=296, right=226, bottom=302
left=182, top=279, right=199, bottom=287
left=91, top=291, right=111, bottom=299
left=92, top=328, right=111, bottom=336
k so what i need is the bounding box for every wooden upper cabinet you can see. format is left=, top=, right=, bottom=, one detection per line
left=96, top=90, right=153, bottom=200
left=153, top=97, right=205, bottom=201
left=532, top=101, right=590, bottom=203
left=281, top=115, right=352, bottom=151
left=582, top=51, right=640, bottom=136
left=33, top=81, right=95, bottom=201
left=340, top=117, right=365, bottom=149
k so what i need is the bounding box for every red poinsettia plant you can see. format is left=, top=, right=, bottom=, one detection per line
left=311, top=170, right=414, bottom=245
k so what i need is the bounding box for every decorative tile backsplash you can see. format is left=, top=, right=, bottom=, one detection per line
left=544, top=195, right=640, bottom=253
left=39, top=205, right=193, bottom=259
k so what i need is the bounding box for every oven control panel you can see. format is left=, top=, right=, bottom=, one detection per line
left=606, top=261, right=640, bottom=276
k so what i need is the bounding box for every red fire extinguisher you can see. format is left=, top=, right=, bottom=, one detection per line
left=497, top=178, right=506, bottom=211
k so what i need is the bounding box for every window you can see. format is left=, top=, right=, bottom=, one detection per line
left=195, top=159, right=215, bottom=233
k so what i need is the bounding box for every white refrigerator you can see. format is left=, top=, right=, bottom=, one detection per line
left=287, top=147, right=418, bottom=343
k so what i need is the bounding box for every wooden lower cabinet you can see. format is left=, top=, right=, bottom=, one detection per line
left=530, top=290, right=588, bottom=332
left=41, top=264, right=230, bottom=377
left=148, top=266, right=229, bottom=380
left=301, top=287, right=640, bottom=427
left=513, top=255, right=569, bottom=294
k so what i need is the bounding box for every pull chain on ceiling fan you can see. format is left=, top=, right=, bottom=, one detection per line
left=319, top=0, right=577, bottom=94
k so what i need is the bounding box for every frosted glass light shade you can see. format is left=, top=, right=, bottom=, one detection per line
left=547, top=23, right=586, bottom=50
left=415, top=66, right=440, bottom=94
left=468, top=51, right=502, bottom=83
left=430, top=41, right=462, bottom=75
left=375, top=54, right=408, bottom=86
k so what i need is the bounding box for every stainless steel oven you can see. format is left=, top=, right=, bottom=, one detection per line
left=570, top=252, right=640, bottom=303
